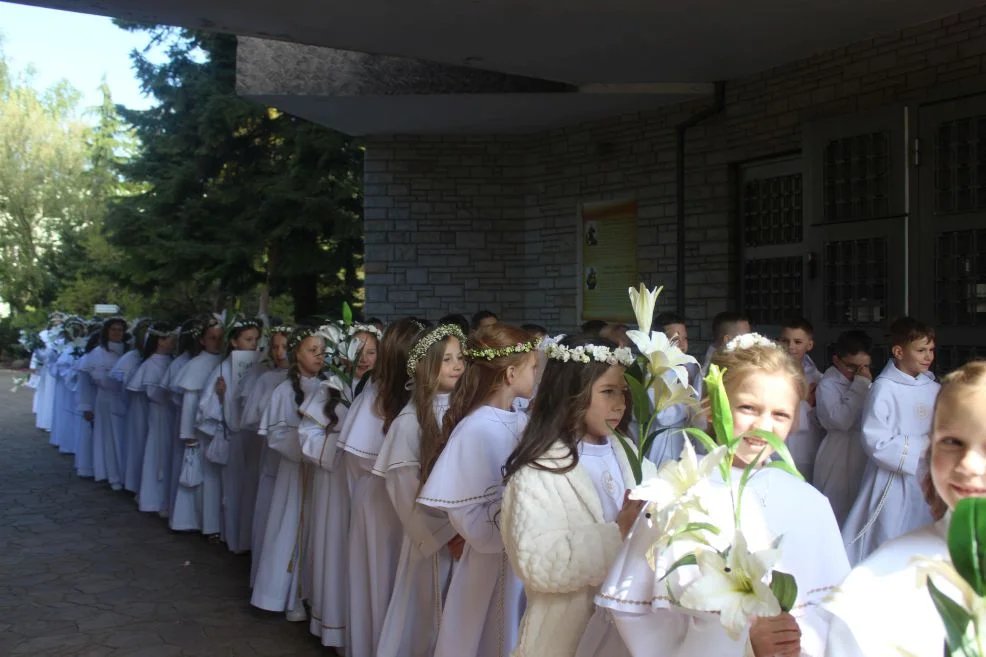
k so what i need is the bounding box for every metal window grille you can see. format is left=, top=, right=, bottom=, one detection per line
left=742, top=174, right=803, bottom=246
left=743, top=257, right=803, bottom=325
left=823, top=237, right=888, bottom=325
left=823, top=133, right=890, bottom=221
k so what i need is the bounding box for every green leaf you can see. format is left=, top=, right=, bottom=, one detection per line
left=671, top=522, right=721, bottom=538
left=342, top=301, right=353, bottom=326
left=927, top=578, right=976, bottom=656
left=614, top=432, right=643, bottom=485
left=658, top=552, right=699, bottom=582
left=624, top=373, right=652, bottom=435
left=640, top=429, right=664, bottom=462
left=769, top=570, right=798, bottom=613
left=704, top=365, right=734, bottom=448
left=949, top=497, right=986, bottom=597
left=747, top=429, right=804, bottom=481
left=682, top=427, right=718, bottom=455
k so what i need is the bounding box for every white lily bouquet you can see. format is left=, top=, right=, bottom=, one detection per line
left=615, top=283, right=803, bottom=639
left=316, top=302, right=381, bottom=406
left=614, top=283, right=701, bottom=483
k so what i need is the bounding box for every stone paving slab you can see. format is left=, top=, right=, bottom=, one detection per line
left=0, top=371, right=335, bottom=657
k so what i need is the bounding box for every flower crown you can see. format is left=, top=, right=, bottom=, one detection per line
left=723, top=332, right=779, bottom=353
left=406, top=324, right=467, bottom=376
left=266, top=325, right=294, bottom=337
left=465, top=335, right=543, bottom=361
left=347, top=323, right=383, bottom=340
left=545, top=342, right=635, bottom=367
left=146, top=325, right=177, bottom=338
left=288, top=327, right=322, bottom=352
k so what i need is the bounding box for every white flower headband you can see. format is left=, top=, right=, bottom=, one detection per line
left=347, top=323, right=383, bottom=340
left=406, top=324, right=467, bottom=376
left=545, top=342, right=635, bottom=367
left=723, top=332, right=779, bottom=353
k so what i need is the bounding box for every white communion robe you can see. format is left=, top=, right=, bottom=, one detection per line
left=785, top=357, right=824, bottom=483
left=841, top=361, right=940, bottom=565
left=823, top=517, right=949, bottom=657
left=419, top=405, right=530, bottom=657
left=164, top=352, right=191, bottom=516
left=36, top=332, right=59, bottom=431
left=813, top=366, right=871, bottom=527
left=596, top=467, right=850, bottom=657
left=31, top=344, right=44, bottom=419
left=197, top=354, right=254, bottom=553
left=45, top=340, right=65, bottom=444
left=374, top=394, right=455, bottom=657
left=111, top=349, right=145, bottom=493
left=234, top=362, right=271, bottom=555
left=133, top=354, right=174, bottom=514
left=74, top=362, right=95, bottom=478
left=52, top=347, right=80, bottom=454
left=298, top=382, right=351, bottom=648
left=242, top=368, right=288, bottom=587
left=171, top=351, right=223, bottom=533
left=79, top=345, right=123, bottom=487
left=251, top=375, right=319, bottom=614
left=338, top=381, right=406, bottom=657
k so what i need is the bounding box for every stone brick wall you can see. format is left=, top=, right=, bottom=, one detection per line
left=363, top=6, right=986, bottom=349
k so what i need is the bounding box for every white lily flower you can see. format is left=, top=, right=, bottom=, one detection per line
left=345, top=337, right=362, bottom=362
left=627, top=329, right=698, bottom=389
left=680, top=532, right=782, bottom=638
left=914, top=557, right=986, bottom=617
left=631, top=438, right=727, bottom=508
left=322, top=375, right=346, bottom=393
left=318, top=323, right=346, bottom=345
left=628, top=283, right=663, bottom=335
left=652, top=376, right=699, bottom=414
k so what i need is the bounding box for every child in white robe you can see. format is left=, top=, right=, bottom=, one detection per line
left=74, top=333, right=99, bottom=478
left=842, top=317, right=940, bottom=565
left=595, top=335, right=850, bottom=657
left=117, top=320, right=153, bottom=494
left=339, top=318, right=423, bottom=657
left=79, top=318, right=127, bottom=489
left=133, top=324, right=175, bottom=514
left=197, top=318, right=262, bottom=553
left=779, top=318, right=824, bottom=483
left=823, top=360, right=986, bottom=657
left=250, top=330, right=324, bottom=620
left=419, top=324, right=541, bottom=657
left=164, top=320, right=199, bottom=518
left=170, top=318, right=224, bottom=533
left=374, top=324, right=466, bottom=657
left=813, top=330, right=872, bottom=526
left=241, top=327, right=290, bottom=576
left=502, top=335, right=654, bottom=657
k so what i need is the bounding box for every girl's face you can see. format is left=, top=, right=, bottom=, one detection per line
left=728, top=371, right=800, bottom=467
left=931, top=385, right=986, bottom=511
left=507, top=353, right=539, bottom=400
left=270, top=333, right=289, bottom=369
left=437, top=337, right=466, bottom=393
left=156, top=335, right=175, bottom=354
left=584, top=366, right=628, bottom=442
left=296, top=336, right=326, bottom=377
left=355, top=333, right=378, bottom=378
left=201, top=325, right=224, bottom=355
left=107, top=323, right=125, bottom=343
left=231, top=327, right=260, bottom=351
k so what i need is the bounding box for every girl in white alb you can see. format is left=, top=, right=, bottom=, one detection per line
left=163, top=320, right=200, bottom=522
left=78, top=318, right=128, bottom=489
left=501, top=335, right=655, bottom=657
left=339, top=318, right=422, bottom=657
left=595, top=337, right=850, bottom=657
left=113, top=319, right=152, bottom=494
left=418, top=324, right=541, bottom=657
left=132, top=323, right=176, bottom=514
left=251, top=330, right=324, bottom=620
left=74, top=333, right=99, bottom=479
left=824, top=360, right=986, bottom=657
left=374, top=324, right=467, bottom=657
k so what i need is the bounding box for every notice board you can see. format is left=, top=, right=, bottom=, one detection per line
left=577, top=199, right=638, bottom=323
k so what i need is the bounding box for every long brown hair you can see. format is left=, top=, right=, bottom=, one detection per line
left=415, top=332, right=464, bottom=483
left=503, top=335, right=631, bottom=482
left=421, top=323, right=534, bottom=482
left=924, top=360, right=986, bottom=520
left=373, top=317, right=426, bottom=434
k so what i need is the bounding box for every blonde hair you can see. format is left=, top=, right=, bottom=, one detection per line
left=924, top=360, right=986, bottom=520
left=710, top=341, right=808, bottom=405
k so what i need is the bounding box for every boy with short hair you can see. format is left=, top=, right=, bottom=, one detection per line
left=813, top=330, right=873, bottom=526
left=779, top=318, right=824, bottom=483
left=471, top=310, right=498, bottom=334
left=841, top=317, right=940, bottom=565
left=703, top=311, right=751, bottom=376
left=646, top=313, right=701, bottom=464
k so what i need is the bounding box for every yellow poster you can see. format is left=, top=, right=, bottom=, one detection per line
left=579, top=199, right=638, bottom=323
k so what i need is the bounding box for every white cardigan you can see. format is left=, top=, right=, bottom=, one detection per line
left=501, top=439, right=656, bottom=657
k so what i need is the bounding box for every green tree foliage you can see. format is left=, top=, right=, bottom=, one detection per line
left=105, top=25, right=363, bottom=321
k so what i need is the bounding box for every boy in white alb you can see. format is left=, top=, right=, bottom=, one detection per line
left=841, top=317, right=940, bottom=565
left=779, top=318, right=823, bottom=483
left=813, top=330, right=872, bottom=526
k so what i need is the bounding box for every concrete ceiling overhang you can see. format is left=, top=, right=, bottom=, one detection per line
left=236, top=37, right=713, bottom=135
left=12, top=0, right=986, bottom=84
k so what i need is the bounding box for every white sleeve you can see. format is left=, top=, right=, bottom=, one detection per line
left=386, top=466, right=457, bottom=558
left=816, top=376, right=869, bottom=434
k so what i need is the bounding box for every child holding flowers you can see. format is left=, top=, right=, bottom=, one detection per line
left=595, top=333, right=849, bottom=657
left=824, top=361, right=986, bottom=657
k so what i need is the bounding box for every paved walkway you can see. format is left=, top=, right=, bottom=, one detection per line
left=0, top=372, right=332, bottom=657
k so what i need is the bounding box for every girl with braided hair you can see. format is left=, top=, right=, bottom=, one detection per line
left=251, top=329, right=324, bottom=621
